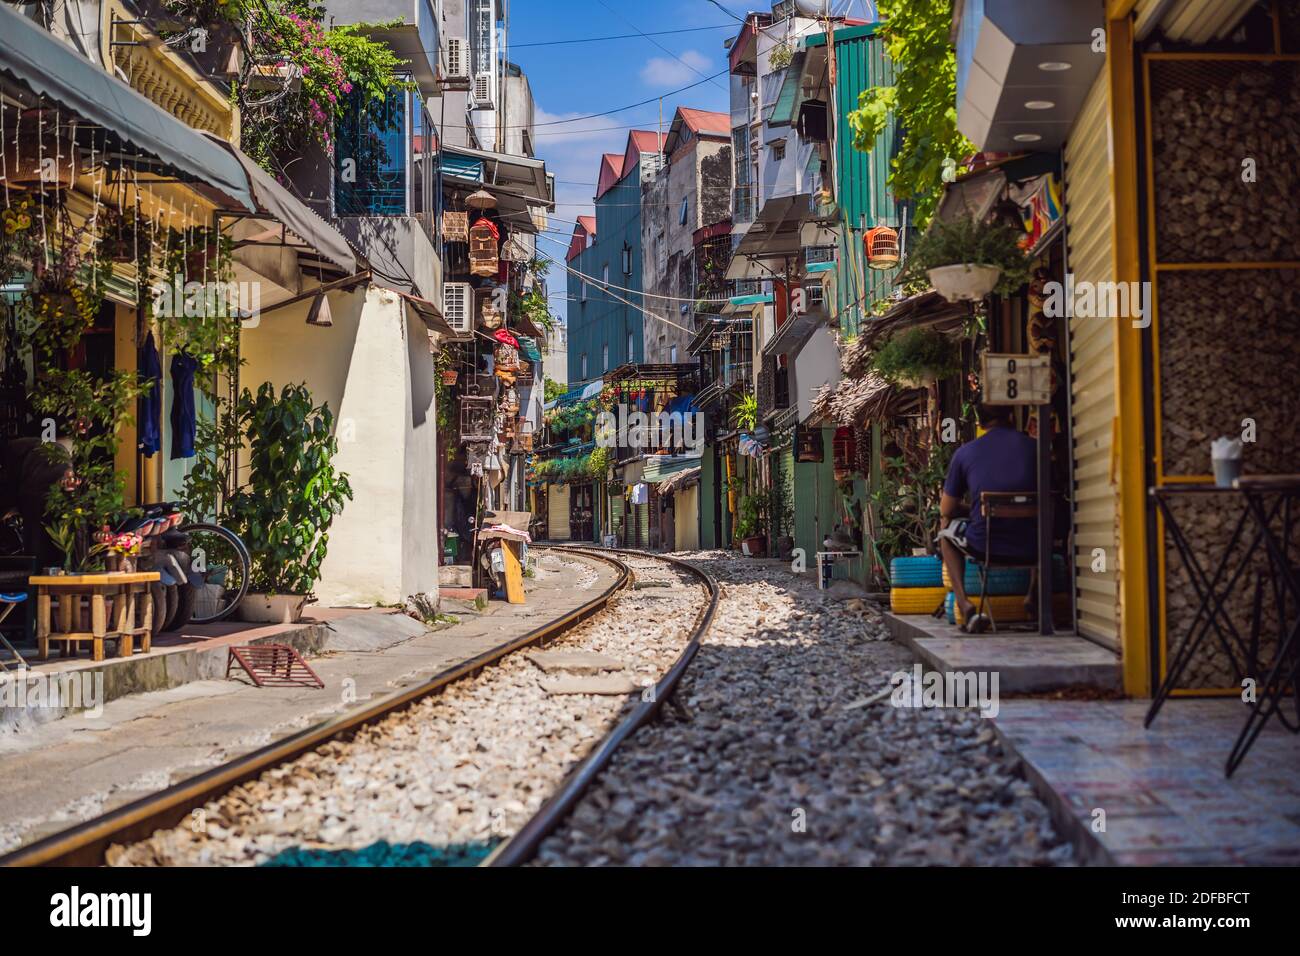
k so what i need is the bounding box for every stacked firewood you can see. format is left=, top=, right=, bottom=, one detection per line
left=1151, top=64, right=1300, bottom=263
left=1158, top=269, right=1300, bottom=478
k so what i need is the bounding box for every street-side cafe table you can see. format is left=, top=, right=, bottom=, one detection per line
left=29, top=572, right=160, bottom=662
left=1147, top=476, right=1300, bottom=776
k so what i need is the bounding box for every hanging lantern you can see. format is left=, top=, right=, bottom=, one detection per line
left=469, top=218, right=500, bottom=277
left=466, top=188, right=498, bottom=211
left=443, top=210, right=469, bottom=242
left=865, top=226, right=900, bottom=270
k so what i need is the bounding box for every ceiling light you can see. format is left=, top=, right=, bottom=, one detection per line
left=1038, top=61, right=1072, bottom=71
left=1025, top=100, right=1055, bottom=110
left=1014, top=133, right=1043, bottom=143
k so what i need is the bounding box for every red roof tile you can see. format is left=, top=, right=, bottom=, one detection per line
left=677, top=107, right=730, bottom=137
left=567, top=216, right=596, bottom=262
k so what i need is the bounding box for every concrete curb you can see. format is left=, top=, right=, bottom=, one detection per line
left=0, top=619, right=333, bottom=735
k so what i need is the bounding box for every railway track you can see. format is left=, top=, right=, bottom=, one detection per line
left=0, top=547, right=716, bottom=867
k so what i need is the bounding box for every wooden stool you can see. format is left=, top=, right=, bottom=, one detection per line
left=30, top=573, right=160, bottom=662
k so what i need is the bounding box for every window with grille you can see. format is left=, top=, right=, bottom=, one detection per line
left=335, top=85, right=407, bottom=216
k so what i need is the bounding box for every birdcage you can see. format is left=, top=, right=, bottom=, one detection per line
left=478, top=288, right=504, bottom=330
left=865, top=227, right=900, bottom=270
left=494, top=343, right=522, bottom=376
left=499, top=385, right=520, bottom=415
left=469, top=219, right=500, bottom=277
left=442, top=210, right=469, bottom=242
left=459, top=396, right=496, bottom=443
left=832, top=426, right=857, bottom=480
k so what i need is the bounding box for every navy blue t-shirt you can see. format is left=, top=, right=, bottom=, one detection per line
left=943, top=427, right=1037, bottom=559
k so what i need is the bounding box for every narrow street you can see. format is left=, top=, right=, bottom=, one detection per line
left=0, top=0, right=1295, bottom=935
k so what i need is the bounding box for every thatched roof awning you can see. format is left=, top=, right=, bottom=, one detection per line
left=841, top=291, right=968, bottom=379
left=810, top=373, right=897, bottom=428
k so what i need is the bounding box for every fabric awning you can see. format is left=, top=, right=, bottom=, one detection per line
left=211, top=137, right=359, bottom=275
left=0, top=4, right=254, bottom=211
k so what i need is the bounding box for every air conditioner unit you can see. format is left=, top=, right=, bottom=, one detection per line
left=472, top=73, right=495, bottom=108
left=443, top=282, right=472, bottom=335
left=445, top=38, right=469, bottom=81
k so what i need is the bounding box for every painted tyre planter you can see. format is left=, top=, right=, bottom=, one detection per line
left=889, top=555, right=944, bottom=588
left=889, top=586, right=948, bottom=615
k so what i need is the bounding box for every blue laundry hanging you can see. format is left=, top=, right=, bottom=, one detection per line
left=170, top=351, right=199, bottom=460
left=138, top=331, right=162, bottom=457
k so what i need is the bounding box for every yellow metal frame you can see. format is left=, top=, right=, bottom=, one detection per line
left=1108, top=13, right=1152, bottom=696
left=1138, top=17, right=1299, bottom=694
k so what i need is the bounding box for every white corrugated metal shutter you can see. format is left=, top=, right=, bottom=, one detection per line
left=1064, top=73, right=1120, bottom=650
left=547, top=485, right=570, bottom=541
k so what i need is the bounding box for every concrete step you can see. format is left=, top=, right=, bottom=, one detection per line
left=882, top=611, right=1120, bottom=694
left=438, top=587, right=493, bottom=615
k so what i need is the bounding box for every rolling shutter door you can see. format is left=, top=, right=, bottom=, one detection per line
left=1063, top=73, right=1120, bottom=650
left=547, top=485, right=570, bottom=541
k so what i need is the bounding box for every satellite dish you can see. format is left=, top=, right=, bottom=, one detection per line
left=792, top=0, right=832, bottom=16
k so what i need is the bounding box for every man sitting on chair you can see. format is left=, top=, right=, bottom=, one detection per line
left=937, top=403, right=1037, bottom=632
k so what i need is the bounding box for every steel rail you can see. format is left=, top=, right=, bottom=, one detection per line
left=486, top=547, right=719, bottom=867
left=1, top=548, right=633, bottom=868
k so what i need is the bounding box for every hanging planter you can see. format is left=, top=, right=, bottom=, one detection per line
left=440, top=368, right=459, bottom=386
left=900, top=216, right=1030, bottom=303
left=927, top=263, right=1001, bottom=302
left=864, top=226, right=900, bottom=270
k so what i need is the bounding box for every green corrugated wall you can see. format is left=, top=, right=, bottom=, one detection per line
left=699, top=445, right=717, bottom=550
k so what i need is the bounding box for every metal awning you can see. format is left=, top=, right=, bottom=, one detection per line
left=0, top=4, right=254, bottom=212
left=441, top=144, right=554, bottom=211
left=213, top=137, right=360, bottom=275
left=767, top=53, right=806, bottom=126
left=732, top=193, right=810, bottom=260
left=395, top=290, right=453, bottom=335
left=763, top=307, right=825, bottom=359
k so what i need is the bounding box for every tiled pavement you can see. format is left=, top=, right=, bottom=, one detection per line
left=995, top=698, right=1300, bottom=865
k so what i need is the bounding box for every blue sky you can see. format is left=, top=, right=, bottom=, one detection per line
left=504, top=1, right=741, bottom=328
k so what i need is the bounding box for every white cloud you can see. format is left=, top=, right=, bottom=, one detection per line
left=639, top=49, right=712, bottom=88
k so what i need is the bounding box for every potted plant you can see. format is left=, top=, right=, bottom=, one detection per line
left=871, top=327, right=962, bottom=389
left=223, top=382, right=353, bottom=624
left=900, top=216, right=1030, bottom=303
left=737, top=493, right=768, bottom=558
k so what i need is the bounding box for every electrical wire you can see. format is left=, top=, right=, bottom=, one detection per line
left=594, top=0, right=728, bottom=93
left=512, top=24, right=734, bottom=48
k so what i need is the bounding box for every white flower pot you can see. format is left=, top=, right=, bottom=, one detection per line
left=928, top=263, right=1000, bottom=303
left=239, top=593, right=308, bottom=625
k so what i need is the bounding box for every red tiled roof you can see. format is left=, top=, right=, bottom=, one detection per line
left=595, top=153, right=627, bottom=200
left=567, top=216, right=596, bottom=262
left=677, top=107, right=730, bottom=137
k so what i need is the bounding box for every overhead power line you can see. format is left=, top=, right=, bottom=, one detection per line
left=513, top=24, right=733, bottom=48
